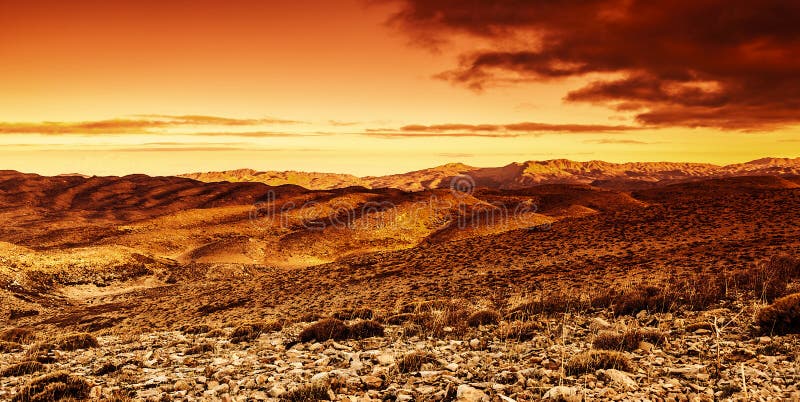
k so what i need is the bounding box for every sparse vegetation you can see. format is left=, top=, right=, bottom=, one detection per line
left=497, top=321, right=542, bottom=341
left=279, top=383, right=331, bottom=401
left=230, top=321, right=282, bottom=343
left=756, top=292, right=800, bottom=335
left=565, top=350, right=633, bottom=375
left=56, top=333, right=99, bottom=351
left=12, top=372, right=91, bottom=402
left=331, top=308, right=373, bottom=321
left=466, top=310, right=500, bottom=327
left=0, top=328, right=36, bottom=344
left=184, top=342, right=216, bottom=355
left=0, top=341, right=23, bottom=353
left=298, top=319, right=349, bottom=342
left=347, top=320, right=385, bottom=339
left=183, top=324, right=212, bottom=335
left=397, top=351, right=438, bottom=373
left=1, top=361, right=45, bottom=378
left=592, top=328, right=666, bottom=351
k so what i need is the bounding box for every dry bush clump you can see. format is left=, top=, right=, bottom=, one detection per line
left=182, top=324, right=212, bottom=335
left=684, top=322, right=714, bottom=332
left=384, top=313, right=417, bottom=325
left=496, top=321, right=543, bottom=341
left=279, top=383, right=331, bottom=401
left=565, top=350, right=632, bottom=375
left=230, top=321, right=282, bottom=343
left=0, top=328, right=36, bottom=344
left=299, top=318, right=349, bottom=342
left=24, top=343, right=57, bottom=362
left=739, top=256, right=800, bottom=302
left=592, top=328, right=666, bottom=351
left=347, top=320, right=384, bottom=339
left=397, top=351, right=438, bottom=373
left=55, top=333, right=99, bottom=351
left=756, top=292, right=800, bottom=335
left=507, top=292, right=588, bottom=319
left=0, top=341, right=23, bottom=353
left=0, top=361, right=45, bottom=378
left=12, top=371, right=91, bottom=402
left=297, top=313, right=323, bottom=323
left=184, top=342, right=216, bottom=355
left=467, top=310, right=500, bottom=327
left=331, top=308, right=373, bottom=321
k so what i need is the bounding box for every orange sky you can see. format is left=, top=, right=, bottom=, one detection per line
left=0, top=0, right=798, bottom=176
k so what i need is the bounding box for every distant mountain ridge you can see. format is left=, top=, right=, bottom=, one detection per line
left=180, top=157, right=800, bottom=191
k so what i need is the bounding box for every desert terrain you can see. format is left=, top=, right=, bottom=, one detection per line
left=1, top=159, right=800, bottom=401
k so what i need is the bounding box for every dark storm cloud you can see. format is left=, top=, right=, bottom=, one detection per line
left=384, top=0, right=800, bottom=130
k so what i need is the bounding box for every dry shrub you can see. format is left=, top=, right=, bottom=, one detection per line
left=1, top=361, right=45, bottom=377
left=9, top=309, right=39, bottom=320
left=412, top=309, right=469, bottom=337
left=279, top=383, right=331, bottom=401
left=12, top=372, right=91, bottom=402
left=185, top=342, right=216, bottom=355
left=597, top=274, right=727, bottom=316
left=230, top=321, right=282, bottom=343
left=183, top=324, right=212, bottom=335
left=0, top=341, right=23, bottom=353
left=299, top=318, right=349, bottom=342
left=0, top=328, right=36, bottom=344
left=56, top=333, right=98, bottom=351
left=205, top=329, right=227, bottom=338
left=592, top=328, right=666, bottom=351
left=384, top=313, right=416, bottom=325
left=497, top=321, right=542, bottom=341
left=756, top=292, right=800, bottom=335
left=507, top=292, right=590, bottom=320
left=565, top=350, right=632, bottom=375
left=684, top=322, right=714, bottom=333
left=347, top=321, right=384, bottom=339
left=739, top=256, right=800, bottom=302
left=467, top=310, right=500, bottom=327
left=401, top=300, right=456, bottom=314
left=397, top=351, right=438, bottom=373
left=331, top=308, right=373, bottom=321
left=297, top=313, right=323, bottom=323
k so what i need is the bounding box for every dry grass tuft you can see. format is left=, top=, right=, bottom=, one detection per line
left=593, top=328, right=666, bottom=351
left=331, top=308, right=374, bottom=321
left=756, top=292, right=800, bottom=335
left=0, top=341, right=23, bottom=353
left=12, top=371, right=91, bottom=402
left=0, top=328, right=36, bottom=344
left=185, top=342, right=216, bottom=355
left=397, top=351, right=438, bottom=373
left=467, top=310, right=501, bottom=327
left=183, top=324, right=212, bottom=335
left=230, top=321, right=282, bottom=343
left=384, top=313, right=416, bottom=325
left=497, top=321, right=543, bottom=341
left=565, top=350, right=632, bottom=375
left=299, top=318, right=349, bottom=342
left=347, top=320, right=385, bottom=339
left=55, top=333, right=99, bottom=351
left=0, top=361, right=45, bottom=378
left=279, top=383, right=331, bottom=401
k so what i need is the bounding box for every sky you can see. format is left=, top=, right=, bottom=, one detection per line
left=1, top=0, right=798, bottom=176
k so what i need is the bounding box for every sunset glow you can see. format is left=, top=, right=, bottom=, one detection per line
left=1, top=0, right=798, bottom=176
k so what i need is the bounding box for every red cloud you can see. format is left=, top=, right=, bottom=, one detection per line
left=384, top=0, right=800, bottom=130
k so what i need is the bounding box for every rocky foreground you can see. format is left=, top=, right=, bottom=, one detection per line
left=2, top=301, right=799, bottom=402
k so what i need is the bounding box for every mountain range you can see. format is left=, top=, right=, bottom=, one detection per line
left=180, top=157, right=800, bottom=191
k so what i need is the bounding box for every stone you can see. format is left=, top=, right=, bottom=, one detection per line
left=602, top=369, right=638, bottom=390
left=457, top=384, right=488, bottom=402
left=543, top=386, right=580, bottom=401
left=361, top=375, right=383, bottom=390
left=174, top=380, right=191, bottom=391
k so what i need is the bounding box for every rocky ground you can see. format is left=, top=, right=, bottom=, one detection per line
left=2, top=300, right=799, bottom=401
